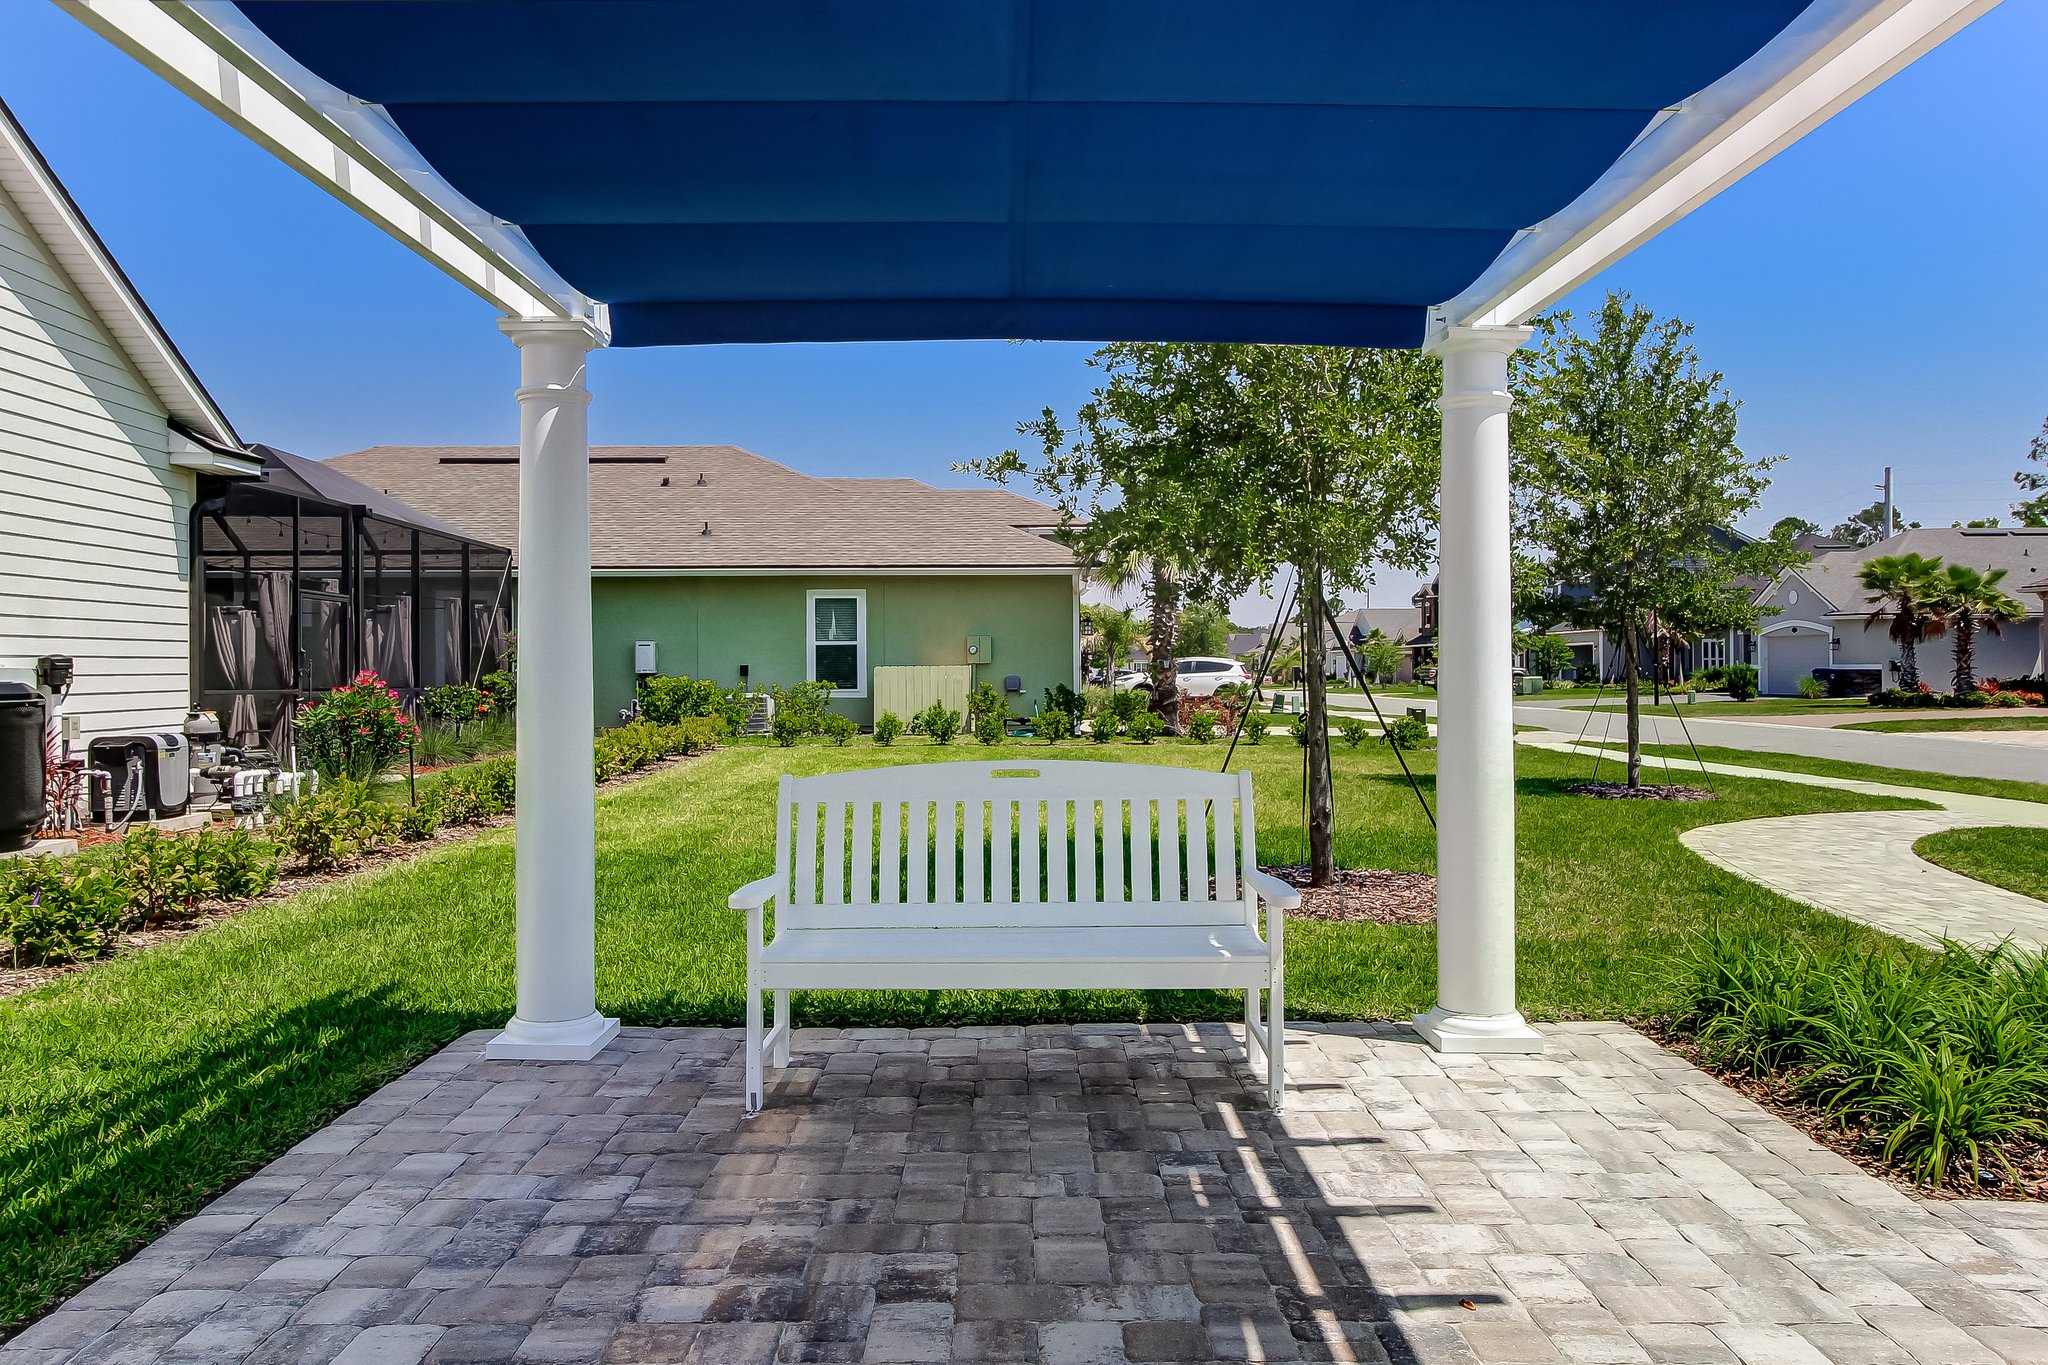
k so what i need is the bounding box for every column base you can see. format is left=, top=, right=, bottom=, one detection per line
left=1411, top=1006, right=1544, bottom=1054
left=485, top=1011, right=619, bottom=1061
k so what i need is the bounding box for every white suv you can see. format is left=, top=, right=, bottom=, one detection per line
left=1172, top=656, right=1253, bottom=697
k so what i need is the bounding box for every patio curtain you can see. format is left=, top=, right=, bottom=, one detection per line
left=470, top=602, right=509, bottom=678
left=255, top=570, right=296, bottom=689
left=209, top=605, right=260, bottom=744
left=433, top=600, right=462, bottom=688
left=363, top=597, right=415, bottom=692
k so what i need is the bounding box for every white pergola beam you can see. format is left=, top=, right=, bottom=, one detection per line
left=1440, top=0, right=1998, bottom=333
left=57, top=0, right=602, bottom=327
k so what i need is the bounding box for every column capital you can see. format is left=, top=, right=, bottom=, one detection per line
left=499, top=314, right=609, bottom=351
left=1424, top=321, right=1534, bottom=357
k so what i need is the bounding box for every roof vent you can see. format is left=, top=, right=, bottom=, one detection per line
left=701, top=521, right=712, bottom=536
left=696, top=472, right=708, bottom=486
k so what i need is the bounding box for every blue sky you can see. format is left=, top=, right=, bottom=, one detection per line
left=3, top=4, right=2044, bottom=618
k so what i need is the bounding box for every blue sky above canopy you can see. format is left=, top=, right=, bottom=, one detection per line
left=236, top=0, right=1811, bottom=349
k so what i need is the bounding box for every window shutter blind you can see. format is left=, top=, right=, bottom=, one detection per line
left=814, top=597, right=858, bottom=642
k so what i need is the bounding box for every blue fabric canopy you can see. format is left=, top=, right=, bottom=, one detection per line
left=238, top=1, right=1812, bottom=348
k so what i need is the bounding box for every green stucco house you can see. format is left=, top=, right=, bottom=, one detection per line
left=324, top=445, right=1081, bottom=728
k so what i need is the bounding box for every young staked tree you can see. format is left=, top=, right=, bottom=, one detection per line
left=2016, top=416, right=2048, bottom=527
left=966, top=343, right=1440, bottom=886
left=1515, top=295, right=1790, bottom=788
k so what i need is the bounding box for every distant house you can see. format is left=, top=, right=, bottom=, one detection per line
left=0, top=97, right=260, bottom=745
left=1752, top=527, right=2048, bottom=695
left=1544, top=529, right=1767, bottom=684
left=325, top=445, right=1082, bottom=727
left=1, top=99, right=511, bottom=766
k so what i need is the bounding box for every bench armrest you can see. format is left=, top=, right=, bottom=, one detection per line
left=728, top=876, right=779, bottom=912
left=1243, top=868, right=1301, bottom=910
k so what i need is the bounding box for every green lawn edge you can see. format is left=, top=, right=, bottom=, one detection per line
left=1637, top=743, right=2048, bottom=806
left=1912, top=826, right=2048, bottom=903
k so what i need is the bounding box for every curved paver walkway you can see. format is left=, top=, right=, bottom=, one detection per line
left=1522, top=736, right=2048, bottom=952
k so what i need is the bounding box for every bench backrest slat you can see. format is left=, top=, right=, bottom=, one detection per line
left=773, top=761, right=1256, bottom=931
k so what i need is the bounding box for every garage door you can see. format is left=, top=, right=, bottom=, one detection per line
left=1762, top=628, right=1831, bottom=696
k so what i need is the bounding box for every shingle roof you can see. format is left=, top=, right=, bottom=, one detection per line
left=321, top=445, right=1075, bottom=571
left=1796, top=527, right=2048, bottom=617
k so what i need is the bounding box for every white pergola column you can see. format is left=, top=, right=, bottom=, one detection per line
left=1414, top=323, right=1543, bottom=1055
left=485, top=316, right=618, bottom=1062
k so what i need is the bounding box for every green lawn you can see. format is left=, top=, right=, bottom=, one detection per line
left=0, top=739, right=1924, bottom=1333
left=1567, top=695, right=1872, bottom=718
left=1843, top=715, right=2048, bottom=735
left=1635, top=742, right=2048, bottom=806
left=1913, top=826, right=2048, bottom=902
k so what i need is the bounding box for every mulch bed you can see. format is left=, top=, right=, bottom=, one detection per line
left=0, top=750, right=700, bottom=1003
left=1259, top=865, right=1436, bottom=925
left=1639, top=1018, right=2048, bottom=1203
left=1565, top=781, right=1717, bottom=802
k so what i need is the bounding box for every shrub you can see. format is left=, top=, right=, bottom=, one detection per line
left=398, top=794, right=443, bottom=842
left=1989, top=691, right=2028, bottom=708
left=771, top=680, right=837, bottom=738
left=1185, top=713, right=1217, bottom=744
left=295, top=670, right=420, bottom=780
left=967, top=681, right=1006, bottom=733
left=1108, top=690, right=1149, bottom=728
left=437, top=757, right=516, bottom=826
left=479, top=668, right=516, bottom=712
left=1797, top=675, right=1825, bottom=700
left=190, top=827, right=278, bottom=902
left=421, top=683, right=494, bottom=732
left=974, top=710, right=1006, bottom=746
left=596, top=721, right=674, bottom=776
left=110, top=826, right=214, bottom=922
left=1870, top=688, right=1916, bottom=708
left=822, top=714, right=858, bottom=746
left=638, top=674, right=749, bottom=732
left=1289, top=713, right=1312, bottom=747
left=1037, top=708, right=1074, bottom=744
left=1127, top=711, right=1163, bottom=744
left=1379, top=714, right=1432, bottom=750
left=273, top=781, right=397, bottom=871
left=1723, top=663, right=1759, bottom=702
left=1670, top=934, right=2048, bottom=1188
left=873, top=711, right=904, bottom=746
left=0, top=859, right=125, bottom=966
left=1241, top=711, right=1270, bottom=745
left=1690, top=665, right=1729, bottom=690
left=918, top=702, right=962, bottom=745
left=1041, top=684, right=1086, bottom=729
left=1338, top=716, right=1373, bottom=748
left=1954, top=690, right=1992, bottom=709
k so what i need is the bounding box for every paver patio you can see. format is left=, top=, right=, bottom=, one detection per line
left=7, top=1022, right=2048, bottom=1365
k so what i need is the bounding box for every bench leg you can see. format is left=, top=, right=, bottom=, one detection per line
left=1268, top=967, right=1286, bottom=1114
left=773, top=990, right=791, bottom=1067
left=1244, top=989, right=1264, bottom=1071
left=744, top=980, right=764, bottom=1115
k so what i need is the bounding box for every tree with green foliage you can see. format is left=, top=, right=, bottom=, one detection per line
left=1771, top=515, right=1821, bottom=541
left=2015, top=415, right=2048, bottom=527
left=1083, top=604, right=1140, bottom=677
left=1831, top=501, right=1916, bottom=546
left=1359, top=628, right=1404, bottom=684
left=1936, top=564, right=2027, bottom=693
left=1514, top=294, right=1793, bottom=788
left=1857, top=552, right=1948, bottom=691
left=967, top=342, right=1439, bottom=885
left=1520, top=631, right=1574, bottom=682
left=1174, top=600, right=1235, bottom=657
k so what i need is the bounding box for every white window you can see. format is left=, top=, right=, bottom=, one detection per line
left=807, top=590, right=867, bottom=696
left=1698, top=637, right=1727, bottom=670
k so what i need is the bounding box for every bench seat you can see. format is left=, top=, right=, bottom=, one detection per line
left=727, top=759, right=1293, bottom=1113
left=758, top=923, right=1272, bottom=991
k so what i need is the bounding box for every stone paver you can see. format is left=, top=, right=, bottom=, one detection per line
left=7, top=1023, right=2048, bottom=1363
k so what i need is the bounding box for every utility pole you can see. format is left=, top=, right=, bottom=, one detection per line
left=1877, top=467, right=1894, bottom=540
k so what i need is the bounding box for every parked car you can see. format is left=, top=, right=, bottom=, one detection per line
left=1116, top=657, right=1254, bottom=697
left=1415, top=664, right=1526, bottom=689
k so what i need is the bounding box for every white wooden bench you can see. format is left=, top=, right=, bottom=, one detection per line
left=727, top=760, right=1298, bottom=1114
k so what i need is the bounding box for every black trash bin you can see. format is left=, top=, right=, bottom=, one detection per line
left=0, top=682, right=48, bottom=853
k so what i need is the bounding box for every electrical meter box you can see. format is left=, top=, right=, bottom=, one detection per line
left=634, top=640, right=658, bottom=676
left=964, top=635, right=993, bottom=666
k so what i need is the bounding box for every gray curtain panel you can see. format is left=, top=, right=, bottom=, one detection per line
left=256, top=571, right=296, bottom=688
left=209, top=605, right=260, bottom=744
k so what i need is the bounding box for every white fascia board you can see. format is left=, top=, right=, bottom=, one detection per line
left=57, top=0, right=604, bottom=330
left=169, top=436, right=263, bottom=477
left=1436, top=0, right=1999, bottom=335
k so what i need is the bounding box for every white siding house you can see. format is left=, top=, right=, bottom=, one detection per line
left=0, top=99, right=257, bottom=745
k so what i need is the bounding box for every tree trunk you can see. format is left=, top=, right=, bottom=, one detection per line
left=1897, top=618, right=1920, bottom=691
left=1303, top=562, right=1336, bottom=887
left=1623, top=625, right=1644, bottom=789
left=1952, top=615, right=1975, bottom=695
left=1147, top=564, right=1182, bottom=731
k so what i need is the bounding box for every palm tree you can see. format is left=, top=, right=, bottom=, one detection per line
left=1086, top=604, right=1140, bottom=678
left=1937, top=564, right=2027, bottom=693
left=1857, top=553, right=1947, bottom=690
